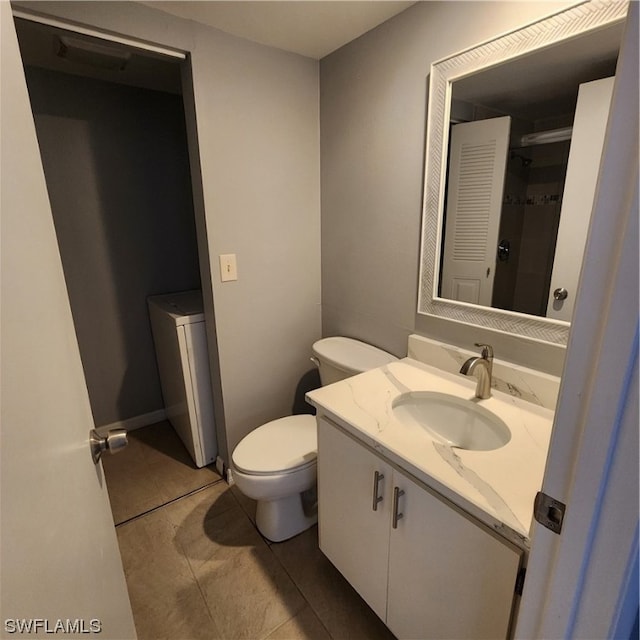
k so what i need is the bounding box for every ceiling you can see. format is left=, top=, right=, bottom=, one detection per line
left=16, top=2, right=418, bottom=93
left=16, top=1, right=622, bottom=117
left=139, top=1, right=416, bottom=59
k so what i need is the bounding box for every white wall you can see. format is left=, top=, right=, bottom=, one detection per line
left=15, top=1, right=322, bottom=459
left=320, top=1, right=572, bottom=374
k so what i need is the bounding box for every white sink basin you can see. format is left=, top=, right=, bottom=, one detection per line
left=391, top=391, right=511, bottom=451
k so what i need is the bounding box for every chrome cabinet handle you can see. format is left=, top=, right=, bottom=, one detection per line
left=392, top=486, right=405, bottom=528
left=372, top=471, right=384, bottom=511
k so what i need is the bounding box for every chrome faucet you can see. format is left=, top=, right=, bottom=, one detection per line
left=460, top=343, right=493, bottom=399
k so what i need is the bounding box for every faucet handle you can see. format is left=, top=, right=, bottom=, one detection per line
left=474, top=343, right=494, bottom=361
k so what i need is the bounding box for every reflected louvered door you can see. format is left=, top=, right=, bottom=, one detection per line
left=440, top=116, right=511, bottom=306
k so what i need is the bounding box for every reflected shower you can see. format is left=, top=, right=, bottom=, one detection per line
left=510, top=151, right=533, bottom=167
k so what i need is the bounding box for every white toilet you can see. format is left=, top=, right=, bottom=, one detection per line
left=231, top=337, right=398, bottom=542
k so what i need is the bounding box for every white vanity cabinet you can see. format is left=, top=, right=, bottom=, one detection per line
left=317, top=415, right=393, bottom=620
left=317, top=416, right=523, bottom=640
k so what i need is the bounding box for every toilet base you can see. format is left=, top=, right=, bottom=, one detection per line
left=255, top=492, right=318, bottom=542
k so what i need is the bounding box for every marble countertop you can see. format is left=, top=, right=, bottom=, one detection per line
left=306, top=358, right=555, bottom=549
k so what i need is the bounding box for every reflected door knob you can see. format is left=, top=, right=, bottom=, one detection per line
left=90, top=428, right=128, bottom=463
left=497, top=239, right=511, bottom=262
left=553, top=287, right=568, bottom=301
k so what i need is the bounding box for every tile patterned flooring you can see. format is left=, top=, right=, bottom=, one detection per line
left=102, top=422, right=396, bottom=640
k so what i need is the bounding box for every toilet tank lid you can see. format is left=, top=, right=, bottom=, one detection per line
left=312, top=337, right=398, bottom=372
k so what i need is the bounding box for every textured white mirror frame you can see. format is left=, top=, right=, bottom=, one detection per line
left=417, top=0, right=628, bottom=346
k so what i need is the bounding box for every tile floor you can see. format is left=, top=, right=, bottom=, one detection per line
left=102, top=421, right=396, bottom=640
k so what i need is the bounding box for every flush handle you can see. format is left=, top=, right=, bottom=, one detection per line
left=90, top=428, right=128, bottom=464
left=392, top=486, right=405, bottom=529
left=372, top=471, right=384, bottom=511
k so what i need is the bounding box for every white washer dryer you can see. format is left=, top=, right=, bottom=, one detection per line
left=148, top=290, right=217, bottom=468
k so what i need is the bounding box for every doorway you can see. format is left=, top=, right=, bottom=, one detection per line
left=14, top=17, right=219, bottom=464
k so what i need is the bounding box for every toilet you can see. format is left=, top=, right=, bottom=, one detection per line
left=231, top=337, right=398, bottom=542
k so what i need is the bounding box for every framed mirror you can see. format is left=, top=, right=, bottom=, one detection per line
left=418, top=0, right=628, bottom=345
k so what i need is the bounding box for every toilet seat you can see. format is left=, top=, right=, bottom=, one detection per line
left=232, top=415, right=317, bottom=476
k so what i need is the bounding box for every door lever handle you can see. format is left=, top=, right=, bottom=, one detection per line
left=90, top=429, right=128, bottom=464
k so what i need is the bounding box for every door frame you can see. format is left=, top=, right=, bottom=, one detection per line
left=11, top=6, right=230, bottom=465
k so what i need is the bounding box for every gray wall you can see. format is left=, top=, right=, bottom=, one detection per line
left=320, top=1, right=570, bottom=375
left=15, top=1, right=321, bottom=460
left=187, top=20, right=321, bottom=456
left=26, top=67, right=200, bottom=427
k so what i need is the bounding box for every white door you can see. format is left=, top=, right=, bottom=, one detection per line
left=386, top=470, right=521, bottom=640
left=516, top=4, right=638, bottom=637
left=0, top=6, right=136, bottom=638
left=440, top=116, right=511, bottom=306
left=317, top=418, right=391, bottom=620
left=546, top=77, right=614, bottom=321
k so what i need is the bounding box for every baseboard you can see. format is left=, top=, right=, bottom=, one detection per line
left=95, top=409, right=167, bottom=436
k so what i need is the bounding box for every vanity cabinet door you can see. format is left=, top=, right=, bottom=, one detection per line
left=386, top=470, right=522, bottom=640
left=317, top=417, right=392, bottom=620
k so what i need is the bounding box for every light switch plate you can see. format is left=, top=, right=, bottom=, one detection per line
left=219, top=253, right=238, bottom=282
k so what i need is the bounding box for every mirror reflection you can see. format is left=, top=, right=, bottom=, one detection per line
left=438, top=22, right=623, bottom=321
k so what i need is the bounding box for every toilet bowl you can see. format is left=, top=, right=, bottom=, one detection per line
left=232, top=414, right=317, bottom=542
left=231, top=337, right=398, bottom=542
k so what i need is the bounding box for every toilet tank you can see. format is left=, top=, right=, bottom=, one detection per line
left=311, top=337, right=398, bottom=386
